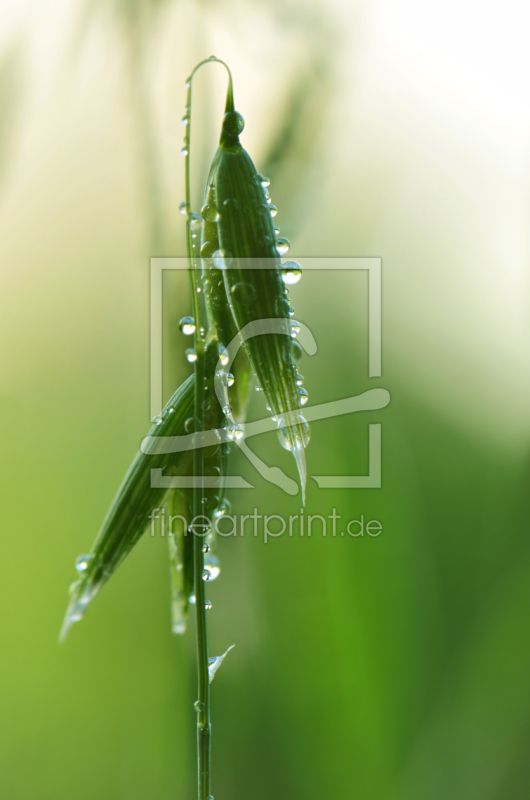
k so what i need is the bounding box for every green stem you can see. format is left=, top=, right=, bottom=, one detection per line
left=192, top=343, right=210, bottom=800
left=183, top=57, right=234, bottom=800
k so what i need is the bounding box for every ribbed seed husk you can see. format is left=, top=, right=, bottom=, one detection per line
left=205, top=113, right=309, bottom=494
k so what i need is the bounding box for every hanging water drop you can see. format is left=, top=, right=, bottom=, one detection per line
left=291, top=320, right=301, bottom=337
left=277, top=412, right=311, bottom=451
left=75, top=555, right=92, bottom=573
left=282, top=261, right=302, bottom=285
left=186, top=348, right=198, bottom=363
left=179, top=201, right=188, bottom=215
left=296, top=374, right=304, bottom=386
left=269, top=204, right=278, bottom=217
left=194, top=700, right=204, bottom=712
left=153, top=415, right=163, bottom=425
left=181, top=114, right=189, bottom=125
left=188, top=212, right=202, bottom=231
left=214, top=498, right=231, bottom=518
left=179, top=316, right=196, bottom=335
left=275, top=237, right=290, bottom=256
left=202, top=543, right=210, bottom=554
left=226, top=372, right=235, bottom=387
left=223, top=404, right=232, bottom=416
left=181, top=146, right=188, bottom=156
left=299, top=388, right=309, bottom=406
left=205, top=601, right=212, bottom=610
left=218, top=347, right=229, bottom=367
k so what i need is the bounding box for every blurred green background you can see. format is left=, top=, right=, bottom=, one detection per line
left=1, top=1, right=529, bottom=798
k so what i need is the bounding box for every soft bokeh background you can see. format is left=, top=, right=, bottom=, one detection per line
left=1, top=1, right=529, bottom=798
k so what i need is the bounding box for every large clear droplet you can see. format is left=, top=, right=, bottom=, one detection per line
left=214, top=498, right=231, bottom=518
left=202, top=553, right=220, bottom=581
left=277, top=413, right=311, bottom=451
left=218, top=347, right=229, bottom=367
left=188, top=212, right=202, bottom=231
left=275, top=237, right=290, bottom=256
left=212, top=249, right=232, bottom=270
left=179, top=316, right=196, bottom=335
left=75, top=555, right=92, bottom=573
left=201, top=203, right=220, bottom=223
left=282, top=261, right=302, bottom=285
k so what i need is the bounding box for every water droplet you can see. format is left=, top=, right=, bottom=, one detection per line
left=186, top=348, right=198, bottom=363
left=275, top=237, right=290, bottom=256
left=274, top=226, right=280, bottom=235
left=255, top=385, right=263, bottom=392
left=179, top=316, right=196, bottom=335
left=296, top=374, right=304, bottom=386
left=200, top=241, right=217, bottom=258
left=153, top=415, right=163, bottom=425
left=214, top=498, right=231, bottom=518
left=231, top=282, right=256, bottom=306
left=185, top=80, right=191, bottom=89
left=218, top=347, right=229, bottom=367
left=223, top=197, right=239, bottom=209
left=223, top=404, right=232, bottom=415
left=205, top=601, right=212, bottom=610
left=181, top=146, right=188, bottom=156
left=291, top=340, right=303, bottom=361
left=181, top=114, right=189, bottom=125
left=185, top=416, right=198, bottom=433
left=269, top=204, right=278, bottom=217
left=69, top=580, right=81, bottom=595
left=179, top=201, right=188, bottom=215
left=212, top=249, right=232, bottom=270
left=202, top=553, right=221, bottom=581
left=299, top=388, right=309, bottom=406
left=188, top=594, right=196, bottom=605
left=288, top=306, right=295, bottom=316
left=261, top=176, right=270, bottom=187
left=188, top=212, right=202, bottom=231
left=202, top=543, right=210, bottom=554
left=201, top=203, right=220, bottom=223
left=226, top=372, right=235, bottom=387
left=282, top=261, right=302, bottom=284
left=223, top=421, right=243, bottom=441
left=194, top=700, right=204, bottom=712
left=291, top=320, right=301, bottom=337
left=277, top=413, right=311, bottom=451
left=75, top=554, right=93, bottom=573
